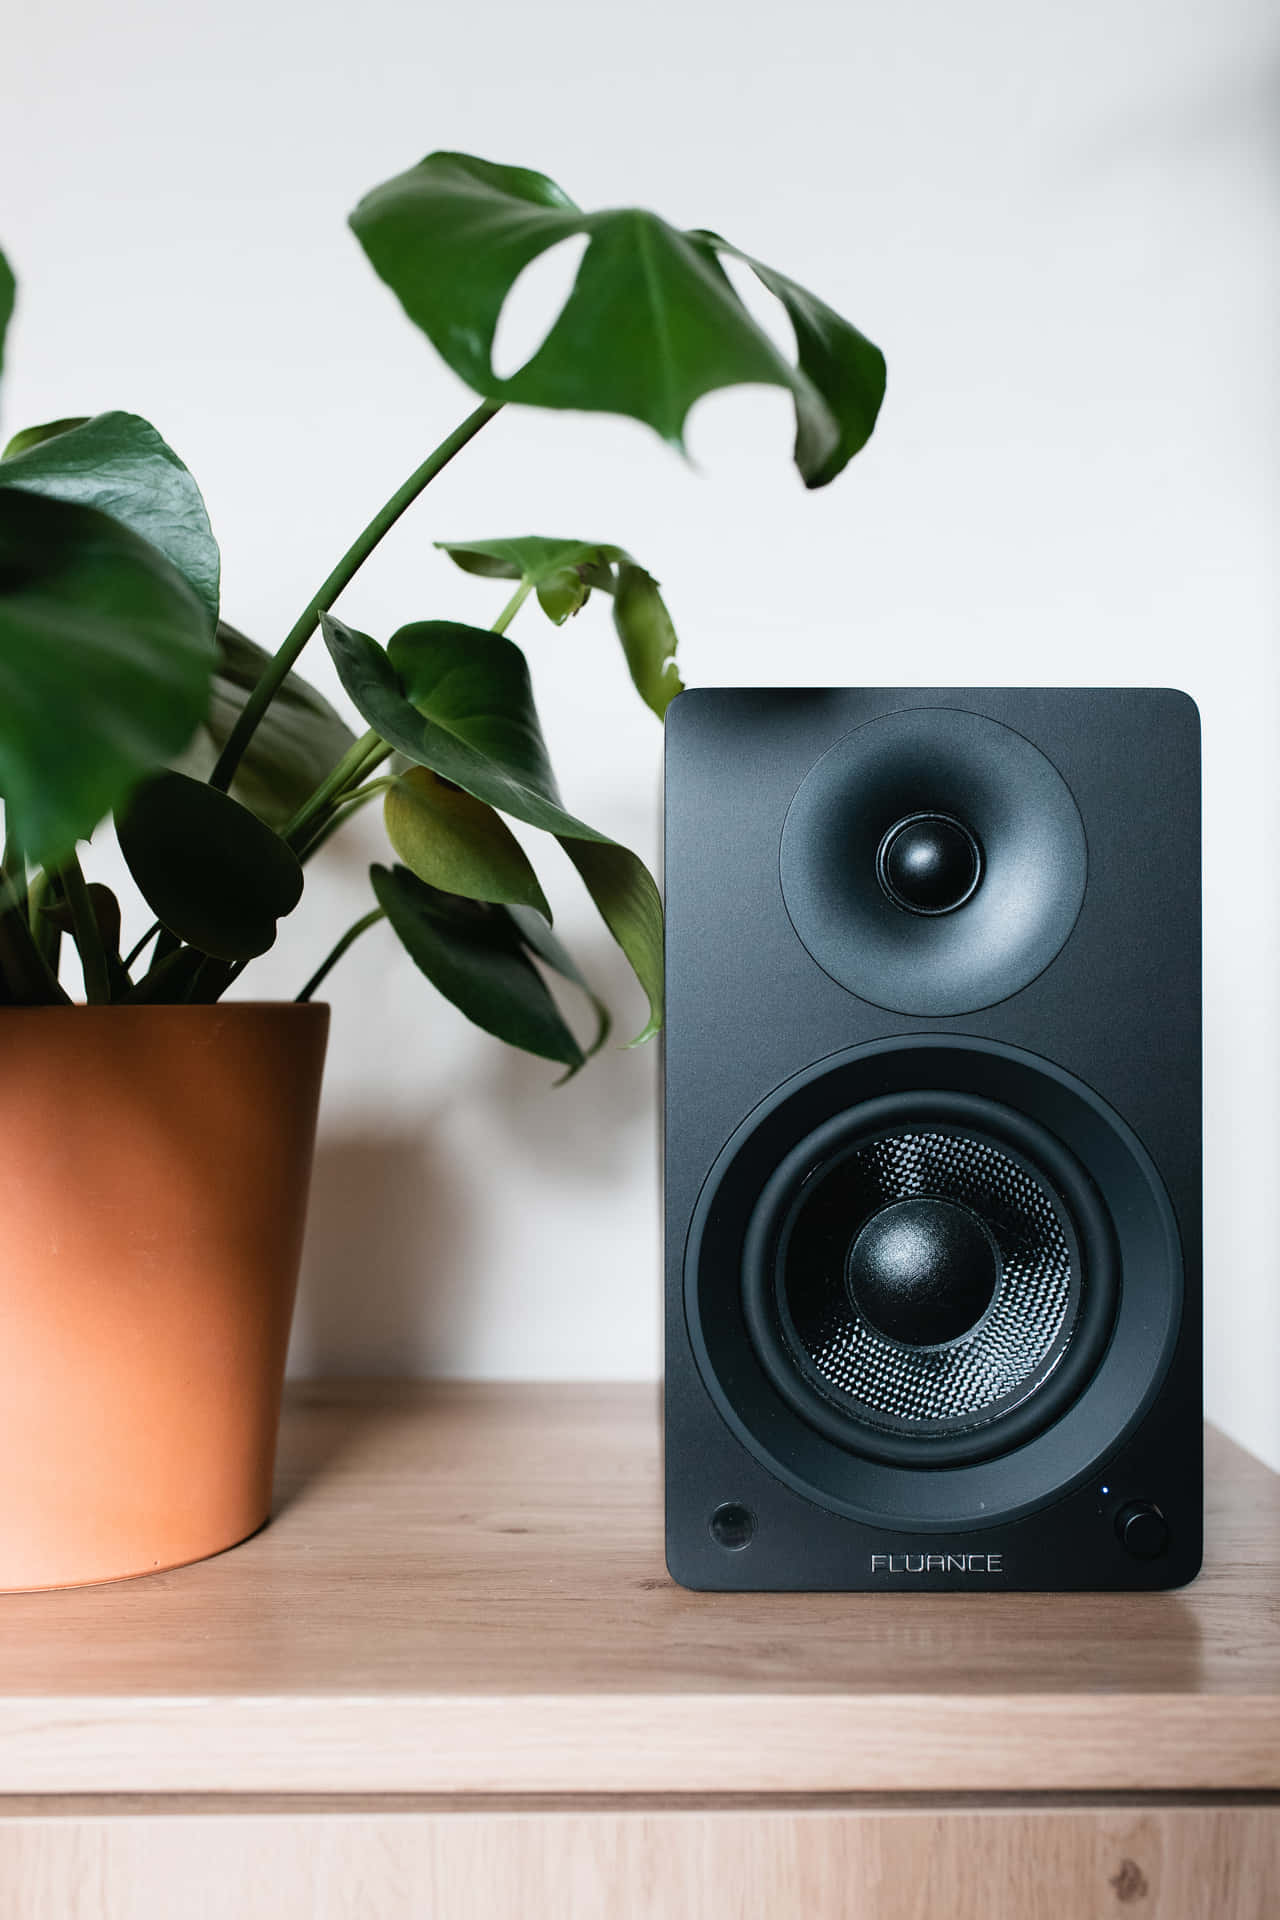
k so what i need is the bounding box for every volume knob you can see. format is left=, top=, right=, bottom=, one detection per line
left=1115, top=1501, right=1169, bottom=1560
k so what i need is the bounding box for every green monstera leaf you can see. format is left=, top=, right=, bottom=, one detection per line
left=322, top=612, right=664, bottom=1040
left=371, top=863, right=585, bottom=1071
left=0, top=489, right=215, bottom=865
left=350, top=151, right=886, bottom=488
left=507, top=902, right=611, bottom=1060
left=0, top=411, right=220, bottom=629
left=384, top=765, right=551, bottom=918
left=117, top=770, right=304, bottom=961
left=3, top=418, right=84, bottom=460
left=610, top=564, right=682, bottom=719
left=437, top=534, right=683, bottom=718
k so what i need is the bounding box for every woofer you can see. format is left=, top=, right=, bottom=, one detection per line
left=685, top=1038, right=1181, bottom=1527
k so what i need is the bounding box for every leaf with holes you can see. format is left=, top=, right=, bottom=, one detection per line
left=0, top=411, right=220, bottom=629
left=117, top=770, right=304, bottom=961
left=351, top=151, right=885, bottom=487
left=321, top=612, right=664, bottom=1039
left=0, top=489, right=215, bottom=866
left=372, top=862, right=584, bottom=1069
left=695, top=233, right=889, bottom=490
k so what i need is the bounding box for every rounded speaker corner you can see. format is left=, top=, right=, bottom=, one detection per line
left=1154, top=686, right=1202, bottom=737
left=663, top=1527, right=714, bottom=1593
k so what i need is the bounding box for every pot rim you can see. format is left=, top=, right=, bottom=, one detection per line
left=0, top=999, right=331, bottom=1016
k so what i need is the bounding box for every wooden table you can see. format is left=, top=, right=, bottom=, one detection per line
left=0, top=1383, right=1276, bottom=1917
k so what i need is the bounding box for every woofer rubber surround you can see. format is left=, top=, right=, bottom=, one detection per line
left=779, top=708, right=1088, bottom=1015
left=684, top=1038, right=1183, bottom=1530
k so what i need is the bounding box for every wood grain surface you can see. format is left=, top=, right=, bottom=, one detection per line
left=0, top=1801, right=1275, bottom=1919
left=0, top=1384, right=1274, bottom=1796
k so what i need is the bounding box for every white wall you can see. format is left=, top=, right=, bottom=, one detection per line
left=3, top=1, right=1276, bottom=1467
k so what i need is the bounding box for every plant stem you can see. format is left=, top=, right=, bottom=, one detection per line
left=122, top=919, right=162, bottom=971
left=297, top=778, right=395, bottom=863
left=60, top=854, right=111, bottom=1005
left=283, top=727, right=386, bottom=850
left=26, top=869, right=61, bottom=973
left=350, top=736, right=396, bottom=786
left=296, top=907, right=385, bottom=1003
left=0, top=871, right=68, bottom=1003
left=491, top=577, right=533, bottom=635
left=1, top=826, right=27, bottom=915
left=209, top=399, right=503, bottom=793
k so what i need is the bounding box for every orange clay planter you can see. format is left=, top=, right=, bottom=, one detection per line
left=0, top=1002, right=328, bottom=1591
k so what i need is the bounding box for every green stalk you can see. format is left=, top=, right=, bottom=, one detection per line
left=209, top=400, right=502, bottom=793
left=1, top=826, right=27, bottom=916
left=297, top=778, right=394, bottom=863
left=491, top=577, right=533, bottom=635
left=122, top=919, right=162, bottom=971
left=60, top=854, right=111, bottom=1005
left=296, top=907, right=385, bottom=1004
left=0, top=871, right=68, bottom=1004
left=283, top=727, right=388, bottom=851
left=26, top=869, right=61, bottom=973
left=348, top=736, right=396, bottom=787
left=283, top=562, right=528, bottom=864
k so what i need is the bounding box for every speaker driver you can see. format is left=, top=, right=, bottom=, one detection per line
left=779, top=707, right=1087, bottom=1016
left=776, top=1125, right=1080, bottom=1435
left=686, top=1038, right=1182, bottom=1529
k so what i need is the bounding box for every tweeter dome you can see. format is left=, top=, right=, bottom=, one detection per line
left=664, top=689, right=1201, bottom=1592
left=779, top=706, right=1087, bottom=1015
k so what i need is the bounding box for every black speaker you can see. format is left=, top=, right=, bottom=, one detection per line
left=663, top=689, right=1201, bottom=1591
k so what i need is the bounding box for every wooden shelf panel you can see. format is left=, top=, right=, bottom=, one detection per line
left=0, top=1384, right=1275, bottom=1796
left=0, top=1801, right=1276, bottom=1920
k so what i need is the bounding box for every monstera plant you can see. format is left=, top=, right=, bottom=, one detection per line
left=0, top=152, right=887, bottom=1593
left=0, top=151, right=886, bottom=1070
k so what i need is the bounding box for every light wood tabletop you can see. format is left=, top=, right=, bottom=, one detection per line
left=0, top=1382, right=1276, bottom=1799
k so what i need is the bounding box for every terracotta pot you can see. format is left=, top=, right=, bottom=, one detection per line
left=0, top=1002, right=328, bottom=1590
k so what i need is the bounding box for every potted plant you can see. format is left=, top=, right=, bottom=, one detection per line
left=0, top=151, right=885, bottom=1589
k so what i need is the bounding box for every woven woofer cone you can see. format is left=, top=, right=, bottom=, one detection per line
left=755, top=1100, right=1109, bottom=1468
left=686, top=1038, right=1183, bottom=1528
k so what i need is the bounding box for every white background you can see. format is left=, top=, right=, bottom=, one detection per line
left=3, top=2, right=1276, bottom=1467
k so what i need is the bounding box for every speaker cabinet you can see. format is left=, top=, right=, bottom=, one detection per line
left=663, top=690, right=1201, bottom=1591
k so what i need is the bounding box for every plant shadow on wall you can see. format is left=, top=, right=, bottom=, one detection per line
left=0, top=152, right=886, bottom=1169
left=292, top=945, right=653, bottom=1380
left=291, top=1132, right=470, bottom=1379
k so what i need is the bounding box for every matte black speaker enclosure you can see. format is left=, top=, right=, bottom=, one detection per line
left=663, top=688, right=1202, bottom=1592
